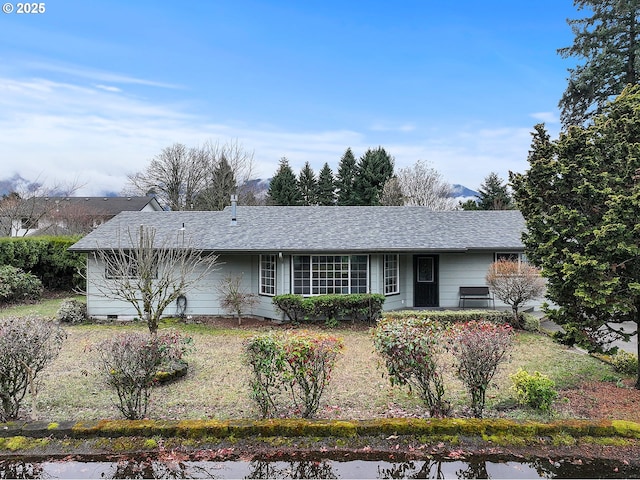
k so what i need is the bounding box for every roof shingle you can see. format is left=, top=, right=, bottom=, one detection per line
left=69, top=206, right=525, bottom=253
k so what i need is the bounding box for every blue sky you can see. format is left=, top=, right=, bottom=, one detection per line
left=1, top=1, right=578, bottom=196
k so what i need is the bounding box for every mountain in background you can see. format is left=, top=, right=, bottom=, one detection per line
left=451, top=184, right=478, bottom=199
left=0, top=175, right=477, bottom=202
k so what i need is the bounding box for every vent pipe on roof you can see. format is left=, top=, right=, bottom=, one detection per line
left=231, top=194, right=238, bottom=225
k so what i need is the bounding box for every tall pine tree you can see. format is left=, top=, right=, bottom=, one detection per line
left=352, top=147, right=395, bottom=205
left=558, top=0, right=640, bottom=127
left=298, top=161, right=318, bottom=206
left=476, top=172, right=513, bottom=210
left=336, top=148, right=358, bottom=205
left=317, top=162, right=336, bottom=206
left=267, top=158, right=302, bottom=206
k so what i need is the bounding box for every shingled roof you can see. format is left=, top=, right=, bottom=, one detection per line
left=26, top=196, right=162, bottom=215
left=69, top=206, right=525, bottom=253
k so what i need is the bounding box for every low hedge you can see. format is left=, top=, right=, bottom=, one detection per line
left=272, top=293, right=385, bottom=324
left=381, top=310, right=540, bottom=331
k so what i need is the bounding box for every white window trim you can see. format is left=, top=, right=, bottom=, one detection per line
left=291, top=254, right=369, bottom=296
left=384, top=254, right=400, bottom=295
left=259, top=254, right=277, bottom=296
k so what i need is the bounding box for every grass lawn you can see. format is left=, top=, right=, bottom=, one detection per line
left=0, top=295, right=628, bottom=422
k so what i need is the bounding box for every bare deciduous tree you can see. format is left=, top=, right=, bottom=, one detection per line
left=125, top=143, right=208, bottom=211
left=125, top=139, right=257, bottom=211
left=391, top=160, right=458, bottom=210
left=89, top=224, right=218, bottom=334
left=486, top=259, right=546, bottom=327
left=0, top=178, right=82, bottom=237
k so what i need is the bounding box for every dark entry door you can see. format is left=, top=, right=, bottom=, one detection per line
left=414, top=255, right=439, bottom=307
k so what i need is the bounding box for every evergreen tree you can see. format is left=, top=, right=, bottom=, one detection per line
left=267, top=158, right=302, bottom=206
left=195, top=156, right=237, bottom=210
left=336, top=148, right=358, bottom=205
left=459, top=199, right=479, bottom=210
left=298, top=161, right=318, bottom=206
left=352, top=147, right=395, bottom=205
left=476, top=172, right=513, bottom=210
left=558, top=0, right=640, bottom=127
left=316, top=162, right=336, bottom=206
left=511, top=85, right=640, bottom=387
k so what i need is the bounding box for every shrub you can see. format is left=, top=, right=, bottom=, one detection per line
left=449, top=321, right=514, bottom=418
left=0, top=265, right=43, bottom=304
left=272, top=294, right=385, bottom=324
left=55, top=298, right=87, bottom=324
left=282, top=331, right=344, bottom=417
left=510, top=369, right=558, bottom=412
left=0, top=236, right=85, bottom=290
left=217, top=274, right=258, bottom=325
left=372, top=318, right=450, bottom=417
left=244, top=333, right=287, bottom=418
left=244, top=330, right=344, bottom=418
left=0, top=316, right=66, bottom=421
left=271, top=294, right=309, bottom=323
left=95, top=330, right=193, bottom=420
left=610, top=350, right=638, bottom=375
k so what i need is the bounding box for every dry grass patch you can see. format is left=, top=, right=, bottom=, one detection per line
left=19, top=322, right=624, bottom=422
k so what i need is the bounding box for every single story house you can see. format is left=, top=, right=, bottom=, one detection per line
left=69, top=205, right=535, bottom=321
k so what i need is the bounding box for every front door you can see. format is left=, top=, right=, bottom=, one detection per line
left=414, top=255, right=439, bottom=307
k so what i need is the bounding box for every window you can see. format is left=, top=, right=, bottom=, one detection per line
left=417, top=256, right=434, bottom=282
left=104, top=257, right=139, bottom=279
left=292, top=255, right=368, bottom=295
left=260, top=254, right=277, bottom=295
left=494, top=252, right=528, bottom=274
left=384, top=254, right=399, bottom=295
left=20, top=217, right=36, bottom=230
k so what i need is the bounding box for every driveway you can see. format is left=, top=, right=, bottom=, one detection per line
left=539, top=315, right=637, bottom=354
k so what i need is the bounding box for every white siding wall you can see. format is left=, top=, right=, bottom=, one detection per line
left=84, top=250, right=542, bottom=320
left=439, top=252, right=495, bottom=308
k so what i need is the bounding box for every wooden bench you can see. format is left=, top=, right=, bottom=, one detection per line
left=458, top=286, right=495, bottom=309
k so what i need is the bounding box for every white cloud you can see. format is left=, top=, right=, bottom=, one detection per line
left=25, top=61, right=183, bottom=89
left=530, top=111, right=560, bottom=124
left=95, top=84, right=122, bottom=93
left=0, top=74, right=538, bottom=196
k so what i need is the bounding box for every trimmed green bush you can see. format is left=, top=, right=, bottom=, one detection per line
left=610, top=350, right=638, bottom=375
left=381, top=309, right=539, bottom=331
left=510, top=369, right=558, bottom=412
left=0, top=265, right=43, bottom=303
left=272, top=293, right=385, bottom=324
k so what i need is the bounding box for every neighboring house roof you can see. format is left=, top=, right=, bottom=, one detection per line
left=69, top=206, right=525, bottom=253
left=23, top=196, right=163, bottom=215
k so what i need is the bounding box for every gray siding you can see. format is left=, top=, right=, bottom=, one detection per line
left=83, top=250, right=543, bottom=320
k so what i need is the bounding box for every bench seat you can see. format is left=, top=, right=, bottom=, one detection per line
left=458, top=286, right=495, bottom=309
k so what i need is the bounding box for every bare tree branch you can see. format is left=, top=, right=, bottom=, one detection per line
left=88, top=224, right=218, bottom=334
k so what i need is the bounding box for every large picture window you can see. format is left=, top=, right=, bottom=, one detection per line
left=260, top=254, right=277, bottom=296
left=384, top=254, right=399, bottom=295
left=292, top=255, right=368, bottom=295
